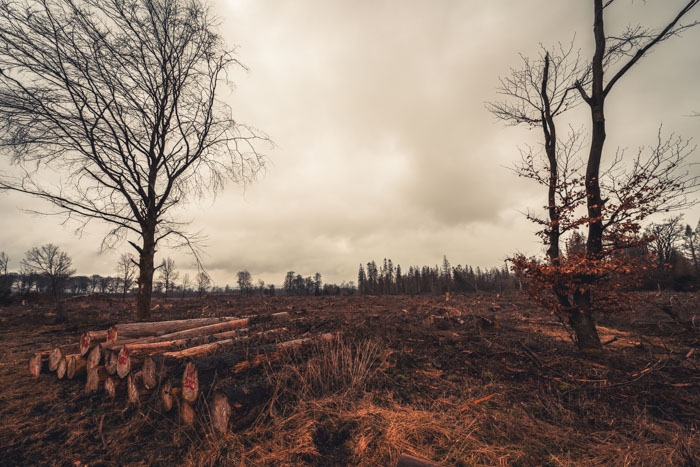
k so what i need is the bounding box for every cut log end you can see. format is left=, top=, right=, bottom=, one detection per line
left=87, top=344, right=102, bottom=371
left=180, top=401, right=195, bottom=425
left=211, top=393, right=231, bottom=434
left=161, top=381, right=173, bottom=412
left=107, top=326, right=118, bottom=344
left=127, top=373, right=140, bottom=406
left=48, top=345, right=63, bottom=372
left=142, top=356, right=157, bottom=390
left=56, top=356, right=67, bottom=379
left=116, top=346, right=131, bottom=379
left=181, top=361, right=199, bottom=403
left=80, top=332, right=91, bottom=356
left=105, top=376, right=119, bottom=399
left=29, top=352, right=44, bottom=378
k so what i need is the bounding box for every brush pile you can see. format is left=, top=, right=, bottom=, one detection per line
left=27, top=310, right=335, bottom=433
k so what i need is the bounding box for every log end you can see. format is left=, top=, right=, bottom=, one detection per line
left=181, top=361, right=199, bottom=404
left=56, top=356, right=67, bottom=379
left=211, top=392, right=231, bottom=434
left=28, top=352, right=44, bottom=378
left=180, top=401, right=195, bottom=425
left=161, top=381, right=173, bottom=412
left=48, top=345, right=63, bottom=372
left=79, top=332, right=91, bottom=357
left=142, top=356, right=157, bottom=390
left=116, top=346, right=131, bottom=379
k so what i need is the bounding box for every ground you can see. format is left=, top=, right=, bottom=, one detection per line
left=0, top=291, right=698, bottom=466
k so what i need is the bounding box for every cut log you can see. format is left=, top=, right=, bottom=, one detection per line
left=48, top=345, right=63, bottom=372
left=29, top=352, right=46, bottom=377
left=271, top=311, right=289, bottom=320
left=87, top=344, right=102, bottom=371
left=397, top=454, right=445, bottom=467
left=56, top=356, right=67, bottom=379
left=113, top=316, right=241, bottom=339
left=210, top=392, right=231, bottom=434
left=80, top=330, right=109, bottom=356
left=66, top=354, right=86, bottom=379
left=85, top=366, right=108, bottom=393
left=181, top=361, right=199, bottom=403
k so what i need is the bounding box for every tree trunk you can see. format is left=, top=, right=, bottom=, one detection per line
left=571, top=290, right=603, bottom=352
left=136, top=224, right=157, bottom=321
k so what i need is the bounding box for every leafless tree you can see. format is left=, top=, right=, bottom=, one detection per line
left=645, top=216, right=685, bottom=268
left=158, top=257, right=179, bottom=299
left=237, top=269, right=252, bottom=296
left=0, top=251, right=8, bottom=276
left=181, top=273, right=191, bottom=298
left=21, top=243, right=75, bottom=300
left=115, top=253, right=137, bottom=302
left=683, top=221, right=700, bottom=277
left=195, top=271, right=210, bottom=298
left=0, top=0, right=268, bottom=320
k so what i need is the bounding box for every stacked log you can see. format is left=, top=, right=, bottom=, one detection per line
left=24, top=311, right=338, bottom=433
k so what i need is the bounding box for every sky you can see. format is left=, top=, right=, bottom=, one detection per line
left=1, top=0, right=700, bottom=288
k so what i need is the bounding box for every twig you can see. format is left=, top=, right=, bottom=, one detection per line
left=98, top=414, right=107, bottom=450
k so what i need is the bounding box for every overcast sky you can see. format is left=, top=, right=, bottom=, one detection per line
left=1, top=0, right=699, bottom=287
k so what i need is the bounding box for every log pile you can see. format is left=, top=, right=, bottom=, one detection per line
left=27, top=311, right=333, bottom=433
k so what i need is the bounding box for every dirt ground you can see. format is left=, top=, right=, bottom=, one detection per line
left=0, top=291, right=698, bottom=466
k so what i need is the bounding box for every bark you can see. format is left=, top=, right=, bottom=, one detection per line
left=541, top=53, right=561, bottom=266
left=571, top=290, right=603, bottom=352
left=135, top=224, right=156, bottom=321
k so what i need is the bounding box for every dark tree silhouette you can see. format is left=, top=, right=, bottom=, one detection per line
left=115, top=253, right=137, bottom=301
left=158, top=257, right=179, bottom=299
left=0, top=0, right=267, bottom=320
left=21, top=243, right=75, bottom=300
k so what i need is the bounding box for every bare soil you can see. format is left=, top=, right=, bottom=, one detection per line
left=0, top=291, right=698, bottom=466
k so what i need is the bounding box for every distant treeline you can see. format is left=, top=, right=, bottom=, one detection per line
left=357, top=256, right=517, bottom=295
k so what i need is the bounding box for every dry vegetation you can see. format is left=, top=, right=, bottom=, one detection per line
left=0, top=291, right=698, bottom=466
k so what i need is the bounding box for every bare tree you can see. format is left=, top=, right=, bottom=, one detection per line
left=115, top=253, right=137, bottom=302
left=158, top=257, right=179, bottom=299
left=646, top=216, right=685, bottom=268
left=0, top=0, right=268, bottom=320
left=0, top=251, right=8, bottom=276
left=683, top=221, right=700, bottom=277
left=21, top=243, right=75, bottom=300
left=195, top=271, right=210, bottom=298
left=180, top=273, right=191, bottom=298
left=236, top=270, right=252, bottom=296
left=492, top=1, right=700, bottom=351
